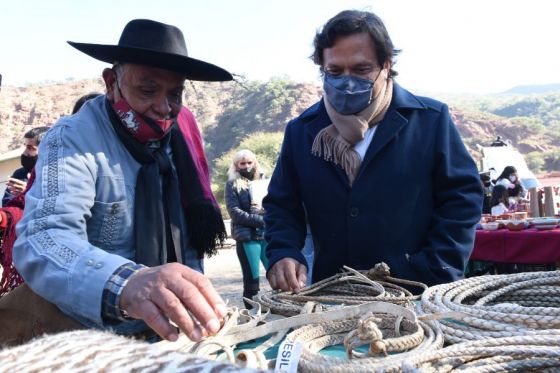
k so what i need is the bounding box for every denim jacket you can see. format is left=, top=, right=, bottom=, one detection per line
left=14, top=96, right=200, bottom=329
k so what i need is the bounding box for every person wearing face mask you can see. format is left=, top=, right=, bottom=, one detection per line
left=0, top=95, right=99, bottom=299
left=2, top=127, right=49, bottom=206
left=0, top=125, right=48, bottom=300
left=224, top=150, right=269, bottom=308
left=264, top=10, right=483, bottom=293
left=2, top=20, right=233, bottom=346
left=479, top=172, right=494, bottom=214
left=494, top=166, right=526, bottom=200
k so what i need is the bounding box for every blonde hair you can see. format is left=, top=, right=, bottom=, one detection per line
left=227, top=149, right=261, bottom=181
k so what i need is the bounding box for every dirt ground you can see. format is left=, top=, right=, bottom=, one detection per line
left=204, top=247, right=271, bottom=309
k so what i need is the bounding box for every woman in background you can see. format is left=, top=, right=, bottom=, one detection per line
left=495, top=166, right=526, bottom=199
left=490, top=185, right=510, bottom=216
left=225, top=150, right=268, bottom=308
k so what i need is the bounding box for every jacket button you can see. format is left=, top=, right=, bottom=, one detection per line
left=111, top=203, right=119, bottom=214
left=350, top=207, right=359, bottom=218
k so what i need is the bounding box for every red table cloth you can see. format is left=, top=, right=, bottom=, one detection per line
left=471, top=227, right=560, bottom=264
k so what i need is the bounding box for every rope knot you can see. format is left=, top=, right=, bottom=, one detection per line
left=367, top=262, right=391, bottom=280
left=344, top=314, right=387, bottom=358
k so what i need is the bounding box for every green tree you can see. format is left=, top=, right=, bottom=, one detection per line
left=212, top=131, right=284, bottom=216
left=542, top=151, right=560, bottom=172
left=525, top=152, right=545, bottom=173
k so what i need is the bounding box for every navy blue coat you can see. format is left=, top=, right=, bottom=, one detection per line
left=263, top=84, right=483, bottom=287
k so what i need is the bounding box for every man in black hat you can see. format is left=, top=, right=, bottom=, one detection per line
left=1, top=19, right=232, bottom=345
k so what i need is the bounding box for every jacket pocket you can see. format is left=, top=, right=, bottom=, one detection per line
left=87, top=200, right=129, bottom=250
left=232, top=224, right=251, bottom=242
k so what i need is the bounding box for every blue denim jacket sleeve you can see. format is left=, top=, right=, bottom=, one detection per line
left=13, top=120, right=132, bottom=326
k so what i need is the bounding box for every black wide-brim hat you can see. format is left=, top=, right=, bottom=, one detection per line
left=68, top=19, right=232, bottom=82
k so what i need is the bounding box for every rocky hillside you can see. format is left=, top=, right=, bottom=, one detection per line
left=1, top=78, right=560, bottom=173
left=0, top=79, right=105, bottom=151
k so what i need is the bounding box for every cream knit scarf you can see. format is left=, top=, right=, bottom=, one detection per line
left=312, top=69, right=393, bottom=186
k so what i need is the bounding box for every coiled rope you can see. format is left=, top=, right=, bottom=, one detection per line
left=160, top=300, right=419, bottom=370
left=399, top=334, right=560, bottom=373
left=418, top=270, right=560, bottom=344
left=254, top=263, right=427, bottom=316
left=5, top=269, right=560, bottom=372
left=0, top=330, right=264, bottom=372
left=284, top=313, right=444, bottom=373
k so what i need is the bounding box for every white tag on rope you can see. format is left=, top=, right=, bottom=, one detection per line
left=274, top=340, right=303, bottom=373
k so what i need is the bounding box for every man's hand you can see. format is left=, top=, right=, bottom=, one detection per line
left=119, top=263, right=227, bottom=342
left=267, top=258, right=307, bottom=293
left=6, top=178, right=27, bottom=196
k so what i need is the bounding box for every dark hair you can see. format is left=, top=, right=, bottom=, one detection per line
left=490, top=185, right=509, bottom=208
left=72, top=92, right=102, bottom=114
left=480, top=173, right=492, bottom=188
left=24, top=126, right=50, bottom=146
left=497, top=166, right=517, bottom=181
left=312, top=10, right=401, bottom=77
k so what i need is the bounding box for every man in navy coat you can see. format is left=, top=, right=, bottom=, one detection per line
left=263, top=10, right=483, bottom=292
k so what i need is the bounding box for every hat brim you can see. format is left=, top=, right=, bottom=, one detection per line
left=68, top=41, right=233, bottom=82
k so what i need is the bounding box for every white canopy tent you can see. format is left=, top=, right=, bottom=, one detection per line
left=479, top=145, right=540, bottom=189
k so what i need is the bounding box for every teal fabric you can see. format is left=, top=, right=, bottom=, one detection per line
left=242, top=240, right=268, bottom=280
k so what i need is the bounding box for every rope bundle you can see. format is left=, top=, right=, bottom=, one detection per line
left=285, top=313, right=443, bottom=373
left=161, top=301, right=420, bottom=371
left=399, top=334, right=560, bottom=372
left=418, top=270, right=560, bottom=344
left=0, top=330, right=264, bottom=372
left=7, top=268, right=560, bottom=372
left=254, top=263, right=427, bottom=316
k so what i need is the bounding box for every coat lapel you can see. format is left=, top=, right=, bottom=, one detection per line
left=305, top=85, right=427, bottom=188
left=357, top=84, right=426, bottom=182
left=356, top=110, right=407, bottom=180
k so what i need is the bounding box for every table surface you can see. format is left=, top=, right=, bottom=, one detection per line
left=471, top=227, right=560, bottom=264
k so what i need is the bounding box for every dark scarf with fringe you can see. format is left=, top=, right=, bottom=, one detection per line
left=106, top=102, right=225, bottom=265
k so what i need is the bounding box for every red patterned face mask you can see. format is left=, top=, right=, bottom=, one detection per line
left=112, top=97, right=174, bottom=143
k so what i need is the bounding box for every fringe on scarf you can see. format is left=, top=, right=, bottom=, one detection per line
left=312, top=127, right=361, bottom=185
left=185, top=200, right=227, bottom=259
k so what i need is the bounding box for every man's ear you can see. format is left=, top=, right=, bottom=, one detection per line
left=383, top=61, right=391, bottom=71
left=102, top=68, right=116, bottom=101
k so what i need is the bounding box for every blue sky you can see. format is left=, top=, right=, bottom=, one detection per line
left=1, top=0, right=559, bottom=94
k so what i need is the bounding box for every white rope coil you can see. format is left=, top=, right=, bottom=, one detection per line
left=7, top=270, right=559, bottom=372
left=418, top=271, right=560, bottom=344
left=0, top=330, right=264, bottom=372
left=284, top=316, right=443, bottom=373
left=399, top=334, right=560, bottom=373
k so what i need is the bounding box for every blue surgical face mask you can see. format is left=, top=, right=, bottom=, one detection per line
left=323, top=73, right=375, bottom=115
